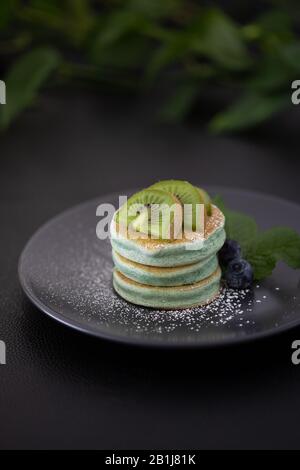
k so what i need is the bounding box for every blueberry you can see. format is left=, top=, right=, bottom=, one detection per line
left=225, top=258, right=254, bottom=289
left=218, top=239, right=241, bottom=265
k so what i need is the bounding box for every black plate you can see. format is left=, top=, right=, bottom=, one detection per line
left=18, top=187, right=300, bottom=348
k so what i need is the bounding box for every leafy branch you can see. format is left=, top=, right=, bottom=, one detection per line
left=0, top=0, right=299, bottom=132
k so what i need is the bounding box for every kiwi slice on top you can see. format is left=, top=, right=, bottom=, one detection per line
left=117, top=189, right=182, bottom=240
left=149, top=180, right=207, bottom=231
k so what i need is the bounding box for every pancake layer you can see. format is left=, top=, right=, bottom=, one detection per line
left=113, top=267, right=222, bottom=310
left=111, top=205, right=225, bottom=268
left=113, top=250, right=219, bottom=287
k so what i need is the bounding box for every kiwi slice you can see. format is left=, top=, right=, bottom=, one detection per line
left=117, top=189, right=182, bottom=239
left=196, top=187, right=212, bottom=216
left=149, top=180, right=206, bottom=231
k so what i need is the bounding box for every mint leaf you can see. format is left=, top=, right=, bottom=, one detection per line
left=245, top=228, right=300, bottom=280
left=213, top=197, right=300, bottom=280
left=0, top=47, right=61, bottom=130
left=213, top=196, right=258, bottom=252
left=225, top=210, right=258, bottom=252
left=253, top=227, right=300, bottom=269
left=246, top=251, right=277, bottom=281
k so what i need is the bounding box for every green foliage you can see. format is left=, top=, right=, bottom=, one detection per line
left=159, top=82, right=200, bottom=122
left=188, top=9, right=251, bottom=70
left=0, top=0, right=299, bottom=130
left=213, top=197, right=300, bottom=280
left=145, top=33, right=190, bottom=81
left=128, top=0, right=182, bottom=19
left=0, top=47, right=61, bottom=130
left=248, top=227, right=300, bottom=268
left=244, top=226, right=300, bottom=280
left=0, top=1, right=15, bottom=31
left=209, top=93, right=288, bottom=133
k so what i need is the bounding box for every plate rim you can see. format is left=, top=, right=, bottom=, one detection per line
left=18, top=187, right=300, bottom=349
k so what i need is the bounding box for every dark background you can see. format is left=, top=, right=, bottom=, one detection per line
left=1, top=90, right=300, bottom=449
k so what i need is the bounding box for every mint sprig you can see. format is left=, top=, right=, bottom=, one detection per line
left=214, top=196, right=300, bottom=280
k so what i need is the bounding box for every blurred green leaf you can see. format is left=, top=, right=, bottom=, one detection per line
left=64, top=0, right=94, bottom=44
left=242, top=9, right=294, bottom=46
left=0, top=47, right=61, bottom=130
left=146, top=33, right=189, bottom=81
left=18, top=0, right=94, bottom=45
left=0, top=0, right=15, bottom=30
left=66, top=0, right=89, bottom=17
left=94, top=10, right=147, bottom=47
left=248, top=42, right=300, bottom=92
left=28, top=0, right=63, bottom=14
left=17, top=1, right=67, bottom=37
left=190, top=9, right=251, bottom=70
left=0, top=0, right=298, bottom=133
left=277, top=42, right=300, bottom=71
left=146, top=6, right=251, bottom=81
left=129, top=0, right=182, bottom=19
left=248, top=58, right=292, bottom=92
left=89, top=9, right=154, bottom=70
left=257, top=9, right=294, bottom=41
left=159, top=82, right=199, bottom=122
left=209, top=93, right=288, bottom=133
left=90, top=32, right=152, bottom=70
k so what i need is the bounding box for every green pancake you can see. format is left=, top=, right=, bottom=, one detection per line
left=113, top=250, right=219, bottom=287
left=113, top=267, right=222, bottom=310
left=111, top=205, right=225, bottom=268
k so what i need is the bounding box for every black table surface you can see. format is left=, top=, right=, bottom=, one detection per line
left=1, top=90, right=300, bottom=450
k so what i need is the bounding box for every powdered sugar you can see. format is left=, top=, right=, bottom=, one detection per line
left=34, top=241, right=299, bottom=342
left=52, top=254, right=257, bottom=335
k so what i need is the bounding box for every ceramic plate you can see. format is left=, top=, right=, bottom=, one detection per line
left=19, top=187, right=300, bottom=348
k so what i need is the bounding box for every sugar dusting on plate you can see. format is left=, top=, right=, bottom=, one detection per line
left=40, top=245, right=299, bottom=339
left=51, top=254, right=258, bottom=335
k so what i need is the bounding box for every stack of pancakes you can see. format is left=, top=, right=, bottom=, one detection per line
left=110, top=205, right=226, bottom=309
